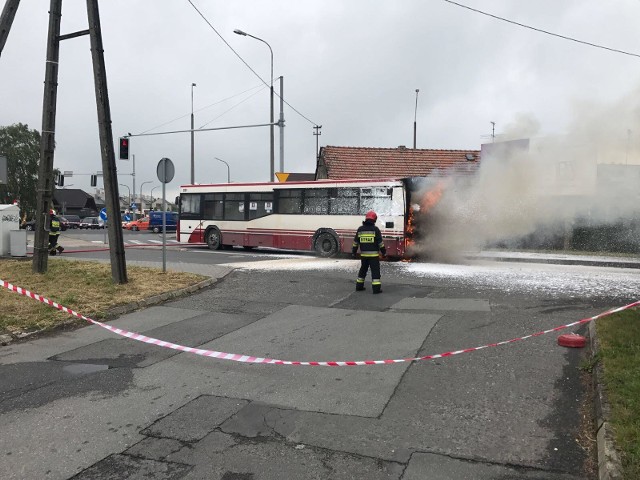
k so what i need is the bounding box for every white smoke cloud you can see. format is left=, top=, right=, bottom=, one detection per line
left=410, top=84, right=640, bottom=261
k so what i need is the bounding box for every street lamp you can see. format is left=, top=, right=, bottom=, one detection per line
left=190, top=82, right=196, bottom=184
left=234, top=28, right=274, bottom=182
left=119, top=184, right=131, bottom=210
left=140, top=181, right=153, bottom=214
left=150, top=186, right=160, bottom=210
left=214, top=157, right=231, bottom=183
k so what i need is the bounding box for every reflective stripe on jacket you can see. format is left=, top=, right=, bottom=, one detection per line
left=352, top=220, right=386, bottom=257
left=50, top=217, right=60, bottom=235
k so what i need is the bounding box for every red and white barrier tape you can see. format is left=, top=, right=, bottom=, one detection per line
left=2, top=278, right=639, bottom=366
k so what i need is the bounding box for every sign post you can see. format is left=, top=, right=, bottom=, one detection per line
left=156, top=158, right=175, bottom=272
left=99, top=207, right=108, bottom=243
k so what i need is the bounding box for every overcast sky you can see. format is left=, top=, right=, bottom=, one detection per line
left=2, top=0, right=640, bottom=201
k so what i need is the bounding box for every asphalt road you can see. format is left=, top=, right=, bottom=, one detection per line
left=2, top=240, right=639, bottom=479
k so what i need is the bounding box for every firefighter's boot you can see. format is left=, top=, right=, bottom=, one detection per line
left=355, top=278, right=365, bottom=291
left=372, top=280, right=382, bottom=294
left=56, top=246, right=64, bottom=254
left=49, top=249, right=57, bottom=256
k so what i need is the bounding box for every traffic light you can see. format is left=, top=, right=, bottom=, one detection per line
left=91, top=174, right=97, bottom=187
left=119, top=137, right=129, bottom=160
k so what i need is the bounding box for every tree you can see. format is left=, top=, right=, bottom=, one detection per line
left=0, top=123, right=41, bottom=221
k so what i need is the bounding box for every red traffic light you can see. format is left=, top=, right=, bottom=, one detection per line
left=119, top=137, right=129, bottom=160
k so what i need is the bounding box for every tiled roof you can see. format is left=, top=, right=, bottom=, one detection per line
left=319, top=146, right=481, bottom=180
left=53, top=188, right=98, bottom=208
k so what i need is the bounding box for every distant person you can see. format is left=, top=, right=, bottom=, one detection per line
left=352, top=210, right=386, bottom=294
left=48, top=209, right=64, bottom=255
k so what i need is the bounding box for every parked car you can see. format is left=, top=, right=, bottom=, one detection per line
left=20, top=220, right=35, bottom=231
left=79, top=217, right=102, bottom=229
left=62, top=214, right=81, bottom=229
left=148, top=211, right=178, bottom=233
left=126, top=217, right=148, bottom=231
left=58, top=216, right=70, bottom=231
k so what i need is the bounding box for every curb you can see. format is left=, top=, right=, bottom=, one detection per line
left=467, top=255, right=640, bottom=270
left=588, top=321, right=624, bottom=480
left=0, top=276, right=219, bottom=347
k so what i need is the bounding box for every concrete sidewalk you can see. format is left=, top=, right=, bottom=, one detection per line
left=468, top=250, right=640, bottom=269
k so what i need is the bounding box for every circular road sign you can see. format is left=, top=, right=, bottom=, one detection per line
left=157, top=157, right=175, bottom=184
left=99, top=207, right=108, bottom=221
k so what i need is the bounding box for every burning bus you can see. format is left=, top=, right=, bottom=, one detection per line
left=177, top=177, right=445, bottom=259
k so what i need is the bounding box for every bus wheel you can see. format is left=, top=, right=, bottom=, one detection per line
left=314, top=232, right=339, bottom=257
left=152, top=226, right=160, bottom=233
left=206, top=227, right=222, bottom=250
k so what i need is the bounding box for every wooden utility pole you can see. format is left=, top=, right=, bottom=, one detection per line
left=32, top=0, right=127, bottom=282
left=32, top=0, right=62, bottom=274
left=86, top=0, right=127, bottom=283
left=0, top=0, right=20, bottom=58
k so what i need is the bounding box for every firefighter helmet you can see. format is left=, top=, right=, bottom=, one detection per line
left=49, top=209, right=56, bottom=215
left=365, top=210, right=377, bottom=222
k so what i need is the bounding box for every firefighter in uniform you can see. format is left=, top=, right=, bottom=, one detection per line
left=48, top=209, right=64, bottom=255
left=352, top=210, right=386, bottom=294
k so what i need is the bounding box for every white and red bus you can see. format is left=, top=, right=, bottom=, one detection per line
left=177, top=178, right=415, bottom=258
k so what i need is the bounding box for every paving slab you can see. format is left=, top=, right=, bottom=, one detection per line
left=72, top=453, right=192, bottom=480
left=148, top=304, right=441, bottom=417
left=403, top=452, right=583, bottom=480
left=50, top=311, right=262, bottom=368
left=391, top=297, right=491, bottom=311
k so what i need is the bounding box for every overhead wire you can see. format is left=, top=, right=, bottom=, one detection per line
left=137, top=83, right=266, bottom=135
left=186, top=0, right=320, bottom=126
left=199, top=85, right=267, bottom=129
left=443, top=0, right=640, bottom=59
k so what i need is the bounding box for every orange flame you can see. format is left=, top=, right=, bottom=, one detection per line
left=419, top=181, right=445, bottom=212
left=404, top=181, right=446, bottom=260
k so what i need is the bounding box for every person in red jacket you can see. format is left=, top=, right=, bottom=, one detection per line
left=352, top=210, right=386, bottom=294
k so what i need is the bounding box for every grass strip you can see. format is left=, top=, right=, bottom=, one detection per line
left=0, top=258, right=207, bottom=336
left=596, top=307, right=640, bottom=478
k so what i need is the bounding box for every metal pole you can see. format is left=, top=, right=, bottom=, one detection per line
left=269, top=49, right=274, bottom=182
left=214, top=157, right=230, bottom=183
left=162, top=164, right=166, bottom=273
left=119, top=184, right=130, bottom=209
left=33, top=0, right=62, bottom=274
left=87, top=0, right=127, bottom=283
left=413, top=89, right=419, bottom=149
left=190, top=82, right=196, bottom=184
left=233, top=29, right=273, bottom=182
left=131, top=153, right=136, bottom=220
left=279, top=75, right=284, bottom=173
left=140, top=180, right=152, bottom=213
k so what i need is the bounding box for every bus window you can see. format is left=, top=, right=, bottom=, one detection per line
left=203, top=193, right=223, bottom=220
left=248, top=193, right=274, bottom=220
left=180, top=193, right=201, bottom=218
left=329, top=187, right=358, bottom=215
left=224, top=193, right=245, bottom=221
left=303, top=188, right=329, bottom=214
left=360, top=187, right=393, bottom=214
left=277, top=189, right=303, bottom=214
